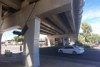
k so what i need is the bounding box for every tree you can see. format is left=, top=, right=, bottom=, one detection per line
left=78, top=34, right=85, bottom=44
left=92, top=34, right=100, bottom=43
left=14, top=35, right=24, bottom=42
left=81, top=22, right=93, bottom=43
left=78, top=22, right=100, bottom=46
left=81, top=22, right=92, bottom=37
left=86, top=35, right=94, bottom=43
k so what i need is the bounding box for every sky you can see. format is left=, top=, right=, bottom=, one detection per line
left=2, top=29, right=21, bottom=41
left=2, top=0, right=100, bottom=41
left=81, top=0, right=100, bottom=34
left=1, top=29, right=47, bottom=41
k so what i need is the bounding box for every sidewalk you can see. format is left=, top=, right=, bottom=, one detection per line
left=0, top=54, right=24, bottom=67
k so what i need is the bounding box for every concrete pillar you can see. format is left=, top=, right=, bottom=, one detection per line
left=63, top=37, right=69, bottom=46
left=21, top=0, right=29, bottom=8
left=52, top=38, right=55, bottom=46
left=70, top=36, right=76, bottom=42
left=47, top=36, right=56, bottom=46
left=0, top=3, right=2, bottom=21
left=69, top=35, right=77, bottom=45
left=47, top=36, right=51, bottom=46
left=0, top=3, right=2, bottom=55
left=24, top=17, right=40, bottom=67
left=63, top=38, right=66, bottom=46
left=0, top=33, right=2, bottom=55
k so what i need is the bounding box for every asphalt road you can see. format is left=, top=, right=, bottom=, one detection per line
left=40, top=47, right=100, bottom=62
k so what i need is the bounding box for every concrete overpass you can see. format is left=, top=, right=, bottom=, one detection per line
left=0, top=0, right=84, bottom=67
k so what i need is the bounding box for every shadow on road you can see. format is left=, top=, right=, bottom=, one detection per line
left=0, top=53, right=24, bottom=67
left=40, top=47, right=100, bottom=62
left=40, top=47, right=100, bottom=67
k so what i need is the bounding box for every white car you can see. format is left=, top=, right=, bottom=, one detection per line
left=58, top=46, right=84, bottom=54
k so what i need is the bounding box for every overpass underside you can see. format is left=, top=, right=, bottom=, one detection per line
left=0, top=0, right=84, bottom=67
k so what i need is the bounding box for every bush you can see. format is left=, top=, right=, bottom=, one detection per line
left=5, top=50, right=12, bottom=57
left=83, top=44, right=93, bottom=48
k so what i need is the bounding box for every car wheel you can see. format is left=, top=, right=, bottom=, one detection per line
left=72, top=51, right=77, bottom=54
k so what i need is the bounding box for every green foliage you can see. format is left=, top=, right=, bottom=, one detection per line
left=5, top=50, right=12, bottom=57
left=92, top=34, right=100, bottom=42
left=80, top=22, right=93, bottom=43
left=14, top=35, right=24, bottom=42
left=78, top=22, right=100, bottom=46
left=78, top=34, right=85, bottom=44
left=86, top=35, right=94, bottom=43
left=81, top=22, right=92, bottom=37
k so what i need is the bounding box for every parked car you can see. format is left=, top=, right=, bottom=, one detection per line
left=58, top=45, right=85, bottom=54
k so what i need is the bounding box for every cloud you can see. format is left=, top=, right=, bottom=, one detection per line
left=79, top=23, right=100, bottom=35
left=79, top=28, right=83, bottom=33
left=90, top=23, right=100, bottom=35
left=81, top=7, right=100, bottom=35
left=82, top=8, right=100, bottom=21
left=81, top=1, right=100, bottom=35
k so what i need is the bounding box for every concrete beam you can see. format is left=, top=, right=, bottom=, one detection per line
left=0, top=0, right=21, bottom=10
left=1, top=0, right=71, bottom=31
left=40, top=28, right=55, bottom=35
left=41, top=23, right=60, bottom=34
left=73, top=0, right=83, bottom=34
left=50, top=34, right=77, bottom=38
left=70, top=0, right=76, bottom=33
left=40, top=30, right=54, bottom=35
left=35, top=0, right=71, bottom=17
left=65, top=11, right=76, bottom=33
left=51, top=15, right=69, bottom=33
left=40, top=25, right=57, bottom=34
left=42, top=19, right=64, bottom=34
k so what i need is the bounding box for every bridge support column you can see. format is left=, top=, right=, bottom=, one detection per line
left=0, top=3, right=2, bottom=55
left=0, top=33, right=2, bottom=55
left=63, top=38, right=66, bottom=46
left=70, top=36, right=77, bottom=43
left=47, top=36, right=55, bottom=46
left=24, top=17, right=40, bottom=67
left=63, top=37, right=69, bottom=46
left=47, top=36, right=51, bottom=47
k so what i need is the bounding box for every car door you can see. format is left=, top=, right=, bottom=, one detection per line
left=63, top=46, right=74, bottom=54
